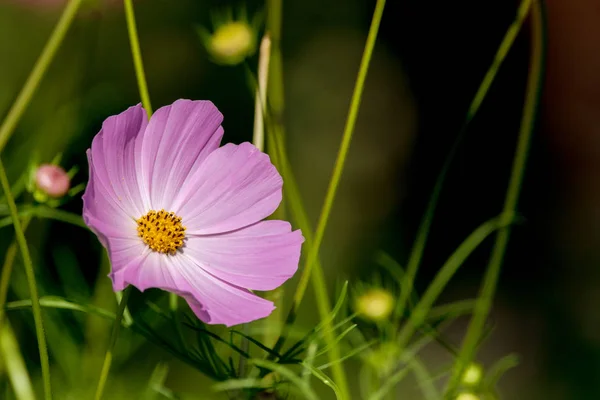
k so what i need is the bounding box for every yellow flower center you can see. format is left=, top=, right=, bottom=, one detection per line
left=136, top=209, right=186, bottom=255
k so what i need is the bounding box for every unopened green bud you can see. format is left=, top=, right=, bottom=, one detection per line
left=461, top=363, right=483, bottom=386
left=355, top=288, right=395, bottom=321
left=456, top=393, right=480, bottom=400
left=206, top=21, right=256, bottom=65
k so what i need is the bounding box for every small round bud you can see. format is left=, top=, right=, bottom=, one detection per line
left=456, top=393, right=480, bottom=400
left=35, top=164, right=70, bottom=198
left=461, top=363, right=483, bottom=386
left=355, top=288, right=395, bottom=322
left=208, top=21, right=256, bottom=65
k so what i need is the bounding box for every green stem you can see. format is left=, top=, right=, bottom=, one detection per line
left=266, top=0, right=284, bottom=123
left=445, top=0, right=545, bottom=395
left=0, top=218, right=31, bottom=326
left=0, top=0, right=83, bottom=153
left=292, top=0, right=386, bottom=330
left=288, top=0, right=387, bottom=397
left=0, top=158, right=51, bottom=400
left=93, top=3, right=154, bottom=396
left=394, top=0, right=534, bottom=324
left=124, top=0, right=153, bottom=116
left=93, top=286, right=132, bottom=400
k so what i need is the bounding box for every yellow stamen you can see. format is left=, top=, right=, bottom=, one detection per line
left=136, top=209, right=186, bottom=255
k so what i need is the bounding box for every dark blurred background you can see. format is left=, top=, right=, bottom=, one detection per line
left=1, top=0, right=599, bottom=398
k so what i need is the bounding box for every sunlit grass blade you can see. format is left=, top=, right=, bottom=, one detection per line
left=212, top=378, right=268, bottom=392
left=303, top=362, right=342, bottom=399
left=0, top=320, right=36, bottom=400
left=143, top=363, right=180, bottom=400
left=5, top=296, right=116, bottom=321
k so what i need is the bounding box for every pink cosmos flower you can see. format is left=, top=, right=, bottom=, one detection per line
left=82, top=99, right=303, bottom=326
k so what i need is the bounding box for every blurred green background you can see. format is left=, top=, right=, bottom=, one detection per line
left=1, top=0, right=599, bottom=398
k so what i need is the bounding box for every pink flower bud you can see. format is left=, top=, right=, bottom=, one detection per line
left=35, top=164, right=70, bottom=198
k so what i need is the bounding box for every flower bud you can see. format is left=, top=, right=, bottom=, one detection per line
left=461, top=363, right=483, bottom=386
left=35, top=164, right=70, bottom=198
left=456, top=393, right=480, bottom=400
left=207, top=21, right=256, bottom=65
left=355, top=288, right=395, bottom=322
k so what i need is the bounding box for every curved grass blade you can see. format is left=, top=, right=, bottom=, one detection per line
left=251, top=359, right=319, bottom=400
left=5, top=296, right=116, bottom=320
left=0, top=206, right=87, bottom=230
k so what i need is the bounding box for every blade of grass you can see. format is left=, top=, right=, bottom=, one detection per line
left=0, top=157, right=51, bottom=399
left=397, top=217, right=512, bottom=350
left=93, top=287, right=132, bottom=400
left=278, top=1, right=387, bottom=397
left=0, top=206, right=87, bottom=230
left=395, top=0, right=535, bottom=324
left=446, top=1, right=545, bottom=394
left=0, top=320, right=36, bottom=400
left=0, top=219, right=31, bottom=326
left=0, top=0, right=83, bottom=152
left=5, top=296, right=116, bottom=321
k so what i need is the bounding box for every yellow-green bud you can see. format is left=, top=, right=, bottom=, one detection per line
left=208, top=21, right=256, bottom=65
left=461, top=363, right=483, bottom=386
left=355, top=288, right=395, bottom=321
left=456, top=393, right=480, bottom=400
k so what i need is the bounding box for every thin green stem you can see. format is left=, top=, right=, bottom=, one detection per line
left=394, top=0, right=534, bottom=324
left=286, top=1, right=387, bottom=397
left=262, top=112, right=345, bottom=397
left=93, top=286, right=132, bottom=400
left=0, top=158, right=51, bottom=400
left=266, top=0, right=284, bottom=122
left=446, top=0, right=545, bottom=395
left=396, top=218, right=507, bottom=350
left=0, top=0, right=83, bottom=153
left=124, top=0, right=153, bottom=116
left=292, top=0, right=386, bottom=330
left=0, top=218, right=32, bottom=326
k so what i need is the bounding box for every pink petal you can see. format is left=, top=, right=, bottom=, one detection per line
left=138, top=100, right=224, bottom=211
left=183, top=220, right=304, bottom=290
left=83, top=151, right=138, bottom=242
left=89, top=104, right=148, bottom=217
left=176, top=254, right=276, bottom=326
left=175, top=142, right=283, bottom=235
left=111, top=252, right=275, bottom=326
